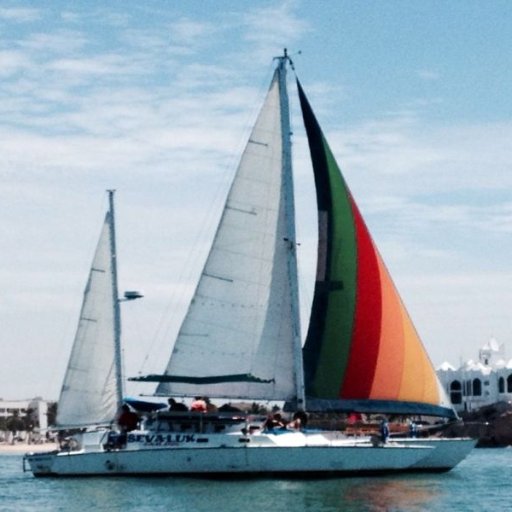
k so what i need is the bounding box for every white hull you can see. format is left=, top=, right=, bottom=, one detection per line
left=298, top=431, right=474, bottom=472
left=24, top=430, right=434, bottom=477
left=396, top=437, right=475, bottom=471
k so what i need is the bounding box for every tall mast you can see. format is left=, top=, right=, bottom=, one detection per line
left=107, top=189, right=124, bottom=409
left=276, top=50, right=306, bottom=409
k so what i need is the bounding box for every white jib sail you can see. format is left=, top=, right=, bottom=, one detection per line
left=157, top=68, right=299, bottom=401
left=56, top=213, right=119, bottom=427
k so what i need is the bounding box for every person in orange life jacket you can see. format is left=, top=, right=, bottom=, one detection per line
left=190, top=397, right=207, bottom=413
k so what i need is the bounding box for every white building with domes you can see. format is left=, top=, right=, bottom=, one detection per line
left=436, top=338, right=512, bottom=413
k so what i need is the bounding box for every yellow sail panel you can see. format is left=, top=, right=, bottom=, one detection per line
left=397, top=306, right=440, bottom=404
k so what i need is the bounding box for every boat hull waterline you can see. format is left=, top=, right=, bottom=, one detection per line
left=24, top=431, right=437, bottom=477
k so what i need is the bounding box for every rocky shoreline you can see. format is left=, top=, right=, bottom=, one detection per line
left=443, top=401, right=512, bottom=447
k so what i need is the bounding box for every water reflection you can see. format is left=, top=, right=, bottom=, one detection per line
left=276, top=475, right=444, bottom=512
left=339, top=477, right=444, bottom=511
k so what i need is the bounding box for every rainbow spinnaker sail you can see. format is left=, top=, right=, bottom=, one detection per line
left=298, top=80, right=454, bottom=418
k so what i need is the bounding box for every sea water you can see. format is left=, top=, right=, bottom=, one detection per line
left=0, top=448, right=509, bottom=512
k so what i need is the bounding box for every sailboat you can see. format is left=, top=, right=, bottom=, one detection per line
left=24, top=52, right=473, bottom=477
left=56, top=190, right=124, bottom=431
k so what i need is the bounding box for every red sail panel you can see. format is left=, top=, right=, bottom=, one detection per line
left=339, top=198, right=382, bottom=398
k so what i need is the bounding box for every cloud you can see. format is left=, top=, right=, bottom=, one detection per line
left=168, top=18, right=216, bottom=48
left=0, top=49, right=32, bottom=77
left=321, top=115, right=512, bottom=228
left=0, top=7, right=40, bottom=22
left=399, top=271, right=512, bottom=363
left=417, top=69, right=440, bottom=81
left=18, top=29, right=88, bottom=53
left=241, top=1, right=310, bottom=62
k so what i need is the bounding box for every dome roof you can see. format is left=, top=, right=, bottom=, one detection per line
left=437, top=361, right=456, bottom=371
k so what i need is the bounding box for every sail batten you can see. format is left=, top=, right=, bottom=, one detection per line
left=132, top=373, right=274, bottom=384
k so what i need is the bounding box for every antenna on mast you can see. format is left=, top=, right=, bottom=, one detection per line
left=274, top=48, right=301, bottom=70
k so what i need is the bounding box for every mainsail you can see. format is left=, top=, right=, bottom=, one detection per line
left=297, top=80, right=455, bottom=418
left=56, top=193, right=122, bottom=427
left=143, top=58, right=303, bottom=402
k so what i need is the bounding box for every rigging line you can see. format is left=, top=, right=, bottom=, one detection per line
left=138, top=61, right=278, bottom=376
left=136, top=166, right=236, bottom=374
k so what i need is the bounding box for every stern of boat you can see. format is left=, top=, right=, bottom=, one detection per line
left=23, top=450, right=59, bottom=477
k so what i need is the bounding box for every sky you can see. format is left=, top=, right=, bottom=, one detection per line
left=1, top=1, right=511, bottom=401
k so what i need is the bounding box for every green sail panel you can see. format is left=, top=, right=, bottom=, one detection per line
left=298, top=80, right=357, bottom=398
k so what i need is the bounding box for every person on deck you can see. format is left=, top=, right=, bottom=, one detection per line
left=380, top=419, right=390, bottom=443
left=408, top=419, right=418, bottom=438
left=117, top=404, right=139, bottom=432
left=347, top=411, right=362, bottom=425
left=263, top=413, right=287, bottom=432
left=205, top=397, right=218, bottom=413
left=288, top=410, right=308, bottom=430
left=114, top=405, right=139, bottom=448
left=168, top=398, right=188, bottom=412
left=190, top=397, right=207, bottom=413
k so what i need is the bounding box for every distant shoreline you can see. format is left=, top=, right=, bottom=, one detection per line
left=0, top=443, right=58, bottom=454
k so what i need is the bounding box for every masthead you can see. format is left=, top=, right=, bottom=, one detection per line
left=274, top=48, right=300, bottom=70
